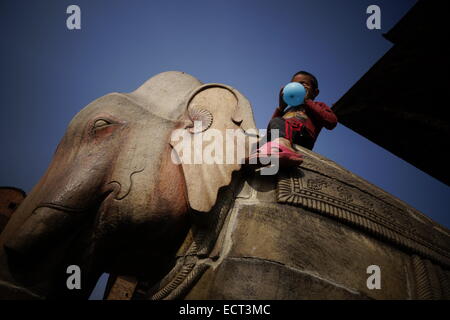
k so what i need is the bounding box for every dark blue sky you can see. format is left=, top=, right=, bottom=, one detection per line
left=1, top=0, right=448, bottom=298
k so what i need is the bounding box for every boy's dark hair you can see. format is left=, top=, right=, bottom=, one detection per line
left=291, top=71, right=319, bottom=90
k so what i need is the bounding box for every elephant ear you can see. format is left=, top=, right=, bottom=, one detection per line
left=170, top=84, right=256, bottom=213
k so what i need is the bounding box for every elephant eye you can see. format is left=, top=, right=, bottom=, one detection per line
left=90, top=117, right=121, bottom=139
left=93, top=119, right=111, bottom=129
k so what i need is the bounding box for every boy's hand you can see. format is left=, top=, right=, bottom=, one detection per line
left=304, top=88, right=313, bottom=101
left=303, top=98, right=312, bottom=108
left=278, top=87, right=288, bottom=110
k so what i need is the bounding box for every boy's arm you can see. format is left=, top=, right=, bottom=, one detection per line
left=271, top=106, right=285, bottom=119
left=304, top=99, right=338, bottom=129
left=271, top=87, right=288, bottom=119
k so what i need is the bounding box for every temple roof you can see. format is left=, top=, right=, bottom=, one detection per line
left=332, top=0, right=450, bottom=186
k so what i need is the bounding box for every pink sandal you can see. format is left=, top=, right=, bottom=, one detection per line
left=246, top=141, right=303, bottom=167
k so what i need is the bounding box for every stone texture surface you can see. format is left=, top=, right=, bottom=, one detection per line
left=185, top=258, right=367, bottom=300
left=159, top=155, right=450, bottom=300
left=185, top=201, right=412, bottom=299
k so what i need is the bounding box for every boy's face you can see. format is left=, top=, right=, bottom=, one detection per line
left=292, top=74, right=319, bottom=100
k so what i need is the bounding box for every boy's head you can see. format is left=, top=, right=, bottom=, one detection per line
left=291, top=71, right=319, bottom=100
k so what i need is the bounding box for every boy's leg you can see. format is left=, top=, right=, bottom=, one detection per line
left=245, top=117, right=303, bottom=167
left=267, top=117, right=305, bottom=150
left=267, top=117, right=285, bottom=141
left=267, top=117, right=294, bottom=149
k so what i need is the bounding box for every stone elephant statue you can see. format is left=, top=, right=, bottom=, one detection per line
left=1, top=71, right=449, bottom=300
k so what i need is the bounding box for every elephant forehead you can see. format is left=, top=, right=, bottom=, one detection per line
left=68, top=71, right=202, bottom=131
left=70, top=93, right=151, bottom=126
left=128, top=71, right=203, bottom=120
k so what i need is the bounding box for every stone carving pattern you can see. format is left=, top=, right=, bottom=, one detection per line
left=411, top=255, right=450, bottom=299
left=278, top=163, right=450, bottom=268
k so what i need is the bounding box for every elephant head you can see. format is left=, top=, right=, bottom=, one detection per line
left=0, top=71, right=257, bottom=299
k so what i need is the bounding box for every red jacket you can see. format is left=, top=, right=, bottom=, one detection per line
left=271, top=99, right=338, bottom=141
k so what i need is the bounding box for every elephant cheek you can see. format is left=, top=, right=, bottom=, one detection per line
left=155, top=146, right=190, bottom=220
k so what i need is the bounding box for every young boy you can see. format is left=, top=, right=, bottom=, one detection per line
left=250, top=71, right=338, bottom=166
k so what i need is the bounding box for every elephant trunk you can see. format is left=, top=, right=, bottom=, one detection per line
left=0, top=176, right=115, bottom=298
left=4, top=204, right=88, bottom=267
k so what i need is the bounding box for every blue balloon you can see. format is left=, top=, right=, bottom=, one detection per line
left=282, top=82, right=306, bottom=107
